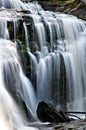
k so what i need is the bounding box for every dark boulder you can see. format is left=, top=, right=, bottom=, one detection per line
left=37, top=101, right=71, bottom=123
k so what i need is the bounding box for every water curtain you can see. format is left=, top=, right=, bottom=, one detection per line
left=0, top=0, right=85, bottom=129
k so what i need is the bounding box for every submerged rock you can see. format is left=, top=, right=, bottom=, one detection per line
left=37, top=101, right=71, bottom=123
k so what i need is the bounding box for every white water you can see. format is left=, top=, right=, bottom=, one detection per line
left=0, top=39, right=39, bottom=129
left=0, top=0, right=24, bottom=10
left=0, top=0, right=86, bottom=129
left=0, top=0, right=43, bottom=12
left=25, top=10, right=86, bottom=112
left=0, top=20, right=9, bottom=39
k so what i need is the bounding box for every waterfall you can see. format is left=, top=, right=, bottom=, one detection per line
left=0, top=38, right=39, bottom=129
left=25, top=1, right=44, bottom=13
left=0, top=20, right=9, bottom=39
left=0, top=0, right=43, bottom=12
left=25, top=10, right=86, bottom=111
left=1, top=39, right=38, bottom=119
left=0, top=0, right=86, bottom=129
left=0, top=85, right=38, bottom=130
left=0, top=0, right=23, bottom=10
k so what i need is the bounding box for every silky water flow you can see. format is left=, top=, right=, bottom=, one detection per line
left=0, top=0, right=85, bottom=129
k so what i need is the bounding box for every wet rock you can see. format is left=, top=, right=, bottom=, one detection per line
left=37, top=0, right=86, bottom=21
left=37, top=101, right=71, bottom=123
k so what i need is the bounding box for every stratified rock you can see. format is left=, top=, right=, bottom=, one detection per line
left=37, top=101, right=71, bottom=123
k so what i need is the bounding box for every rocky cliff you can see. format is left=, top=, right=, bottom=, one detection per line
left=36, top=0, right=86, bottom=20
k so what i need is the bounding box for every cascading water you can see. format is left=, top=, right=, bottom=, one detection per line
left=0, top=20, right=9, bottom=39
left=0, top=0, right=86, bottom=129
left=26, top=10, right=86, bottom=111
left=0, top=0, right=24, bottom=10
left=0, top=0, right=43, bottom=12
left=0, top=39, right=39, bottom=130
